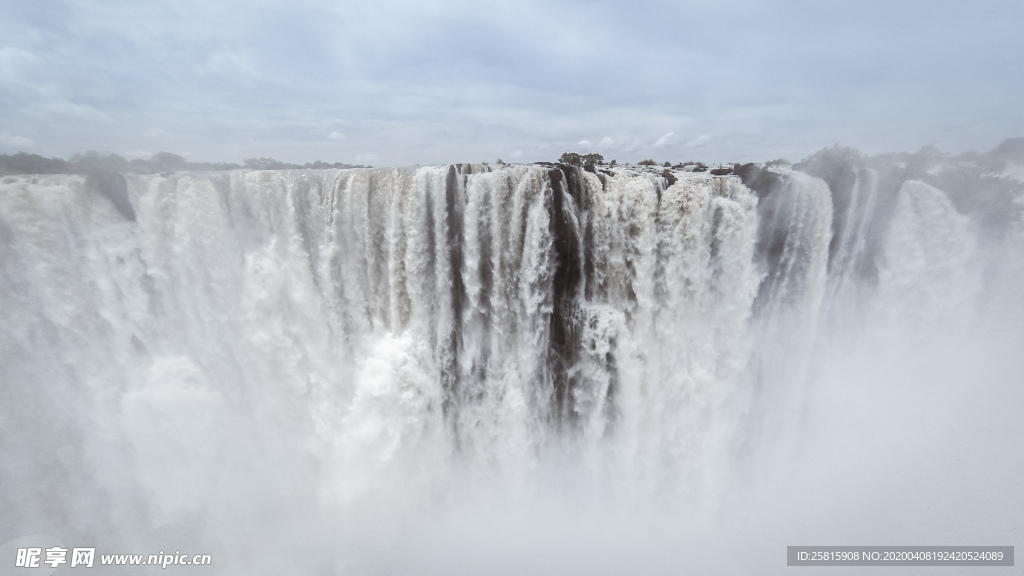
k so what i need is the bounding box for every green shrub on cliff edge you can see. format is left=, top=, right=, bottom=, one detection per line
left=559, top=152, right=604, bottom=168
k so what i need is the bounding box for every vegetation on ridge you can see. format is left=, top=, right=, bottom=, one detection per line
left=0, top=151, right=370, bottom=176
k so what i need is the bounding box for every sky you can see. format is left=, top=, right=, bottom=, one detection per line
left=1, top=0, right=1022, bottom=166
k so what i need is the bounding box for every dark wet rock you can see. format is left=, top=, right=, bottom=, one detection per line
left=87, top=172, right=136, bottom=221
left=733, top=163, right=786, bottom=199
left=547, top=167, right=587, bottom=424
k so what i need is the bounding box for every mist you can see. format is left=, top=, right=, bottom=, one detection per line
left=1, top=140, right=1021, bottom=574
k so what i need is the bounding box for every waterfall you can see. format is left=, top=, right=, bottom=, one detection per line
left=1, top=160, right=1019, bottom=574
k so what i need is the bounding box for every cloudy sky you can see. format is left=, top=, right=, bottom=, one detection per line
left=1, top=0, right=1021, bottom=166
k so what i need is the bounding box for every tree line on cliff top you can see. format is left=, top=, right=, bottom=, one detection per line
left=0, top=151, right=369, bottom=176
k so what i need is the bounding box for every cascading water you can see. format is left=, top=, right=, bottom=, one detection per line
left=1, top=156, right=1021, bottom=575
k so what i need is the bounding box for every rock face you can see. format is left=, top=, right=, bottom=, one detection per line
left=733, top=163, right=786, bottom=198
left=86, top=172, right=136, bottom=221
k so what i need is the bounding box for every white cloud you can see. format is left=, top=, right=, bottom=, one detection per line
left=620, top=138, right=643, bottom=153
left=204, top=51, right=260, bottom=81
left=652, top=132, right=676, bottom=149
left=686, top=134, right=711, bottom=148
left=146, top=128, right=172, bottom=139
left=328, top=131, right=345, bottom=141
left=577, top=139, right=593, bottom=148
left=24, top=101, right=113, bottom=124
left=599, top=136, right=615, bottom=147
left=0, top=46, right=35, bottom=65
left=0, top=47, right=37, bottom=82
left=355, top=153, right=378, bottom=163
left=0, top=133, right=35, bottom=148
